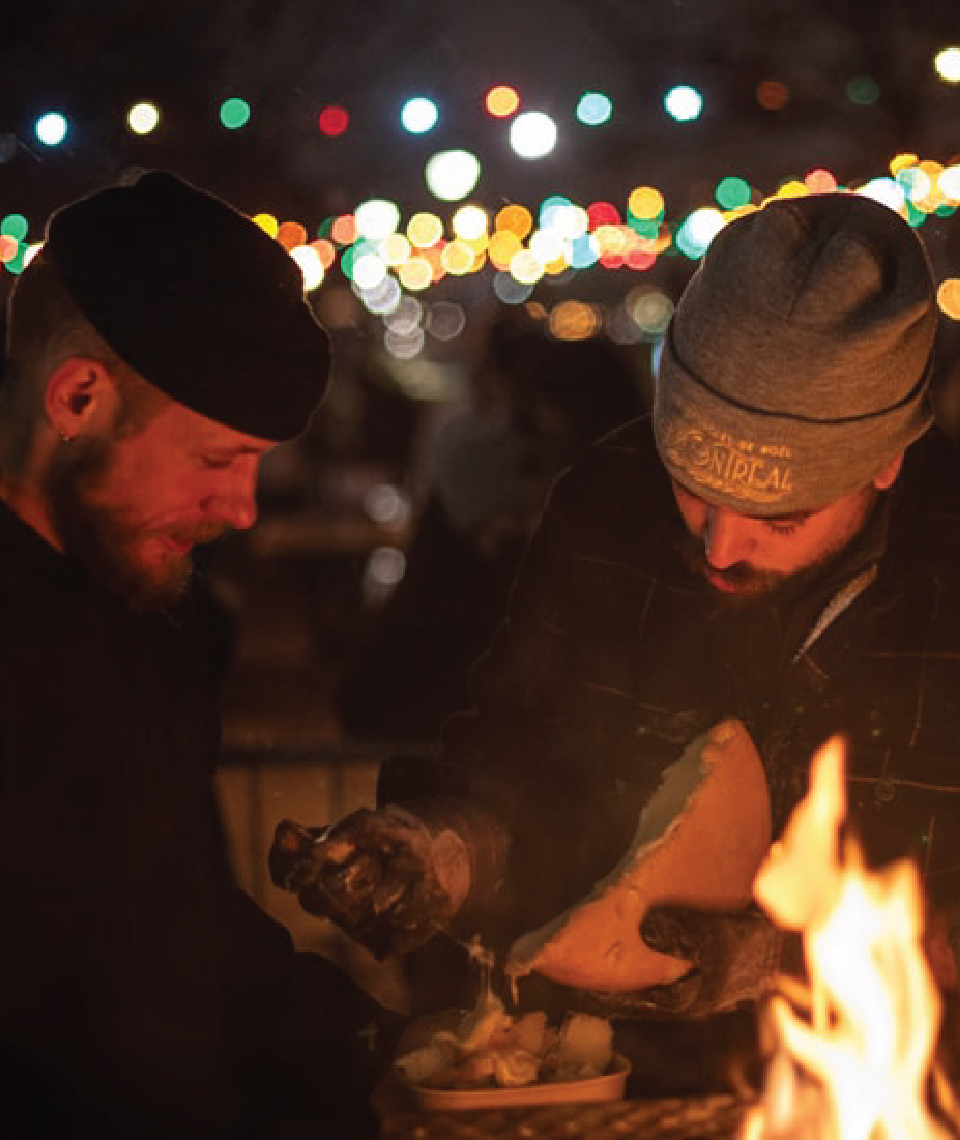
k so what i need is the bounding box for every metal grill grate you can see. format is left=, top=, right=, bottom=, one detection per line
left=382, top=1094, right=744, bottom=1140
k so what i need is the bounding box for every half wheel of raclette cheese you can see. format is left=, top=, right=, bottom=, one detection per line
left=505, top=719, right=772, bottom=994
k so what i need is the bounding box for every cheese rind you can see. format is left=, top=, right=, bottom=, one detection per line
left=505, top=719, right=773, bottom=993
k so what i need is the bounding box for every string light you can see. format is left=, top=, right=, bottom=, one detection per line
left=485, top=85, right=520, bottom=117
left=6, top=89, right=960, bottom=330
left=127, top=101, right=161, bottom=135
left=318, top=105, right=349, bottom=136
left=34, top=112, right=68, bottom=146
left=219, top=97, right=251, bottom=129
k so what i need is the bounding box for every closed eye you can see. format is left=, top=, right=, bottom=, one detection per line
left=763, top=512, right=813, bottom=537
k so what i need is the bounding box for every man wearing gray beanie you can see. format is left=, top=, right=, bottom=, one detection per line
left=271, top=193, right=960, bottom=1094
left=0, top=172, right=402, bottom=1138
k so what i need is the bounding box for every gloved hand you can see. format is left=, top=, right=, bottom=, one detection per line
left=632, top=904, right=782, bottom=1018
left=269, top=807, right=470, bottom=959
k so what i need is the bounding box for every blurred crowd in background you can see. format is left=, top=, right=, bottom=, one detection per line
left=203, top=304, right=654, bottom=759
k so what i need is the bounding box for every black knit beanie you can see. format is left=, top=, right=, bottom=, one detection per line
left=43, top=170, right=330, bottom=442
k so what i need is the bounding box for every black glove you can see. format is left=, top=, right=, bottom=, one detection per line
left=269, top=808, right=463, bottom=959
left=632, top=904, right=782, bottom=1019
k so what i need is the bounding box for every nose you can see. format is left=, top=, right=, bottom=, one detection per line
left=703, top=506, right=753, bottom=569
left=209, top=463, right=259, bottom=531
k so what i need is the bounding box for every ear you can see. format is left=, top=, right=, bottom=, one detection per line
left=45, top=358, right=120, bottom=440
left=872, top=449, right=905, bottom=493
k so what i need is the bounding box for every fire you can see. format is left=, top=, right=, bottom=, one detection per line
left=741, top=736, right=960, bottom=1140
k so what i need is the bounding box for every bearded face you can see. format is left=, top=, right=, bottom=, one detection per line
left=43, top=433, right=199, bottom=612
left=42, top=424, right=239, bottom=614
left=671, top=478, right=880, bottom=608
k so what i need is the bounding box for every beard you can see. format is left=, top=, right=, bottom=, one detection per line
left=676, top=487, right=880, bottom=610
left=43, top=435, right=220, bottom=614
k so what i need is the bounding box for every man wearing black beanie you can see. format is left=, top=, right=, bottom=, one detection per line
left=272, top=192, right=960, bottom=1095
left=0, top=172, right=402, bottom=1138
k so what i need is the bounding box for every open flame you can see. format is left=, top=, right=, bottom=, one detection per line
left=741, top=736, right=960, bottom=1140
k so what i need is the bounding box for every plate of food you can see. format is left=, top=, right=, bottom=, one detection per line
left=394, top=989, right=629, bottom=1110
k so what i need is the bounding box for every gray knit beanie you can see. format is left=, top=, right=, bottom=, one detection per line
left=654, top=193, right=937, bottom=515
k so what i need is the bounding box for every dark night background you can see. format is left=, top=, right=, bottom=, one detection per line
left=3, top=0, right=960, bottom=1002
left=3, top=0, right=960, bottom=259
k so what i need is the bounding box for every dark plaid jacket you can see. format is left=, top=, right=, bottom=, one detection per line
left=381, top=415, right=960, bottom=956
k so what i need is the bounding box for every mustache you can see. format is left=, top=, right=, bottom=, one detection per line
left=676, top=531, right=781, bottom=595
left=156, top=523, right=231, bottom=545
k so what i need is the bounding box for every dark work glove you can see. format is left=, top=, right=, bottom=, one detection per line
left=269, top=808, right=467, bottom=959
left=633, top=904, right=782, bottom=1019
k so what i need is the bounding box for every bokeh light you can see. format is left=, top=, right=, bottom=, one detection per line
left=288, top=245, right=325, bottom=291
left=127, top=101, right=160, bottom=135
left=379, top=232, right=412, bottom=267
left=1, top=214, right=29, bottom=242
left=253, top=213, right=279, bottom=238
left=628, top=186, right=665, bottom=222
left=385, top=326, right=425, bottom=359
left=510, top=248, right=545, bottom=284
left=384, top=319, right=425, bottom=358
left=401, top=96, right=439, bottom=134
left=495, top=204, right=533, bottom=239
left=587, top=201, right=620, bottom=228
left=529, top=228, right=565, bottom=265
left=486, top=85, right=520, bottom=117
left=934, top=47, right=960, bottom=83
left=890, top=153, right=920, bottom=174
left=310, top=238, right=336, bottom=269
left=425, top=149, right=481, bottom=201
left=626, top=287, right=674, bottom=337
left=488, top=230, right=523, bottom=269
left=355, top=198, right=401, bottom=240
left=219, top=97, right=251, bottom=129
left=384, top=295, right=423, bottom=335
left=352, top=251, right=388, bottom=290
left=407, top=212, right=444, bottom=248
left=675, top=207, right=725, bottom=258
left=318, top=105, right=349, bottom=136
left=937, top=278, right=960, bottom=319
left=492, top=271, right=533, bottom=304
left=858, top=177, right=907, bottom=213
left=330, top=214, right=358, bottom=245
left=804, top=168, right=838, bottom=193
left=773, top=178, right=808, bottom=199
left=939, top=165, right=960, bottom=200
left=451, top=204, right=488, bottom=241
left=541, top=198, right=587, bottom=239
left=549, top=299, right=601, bottom=340
left=539, top=195, right=574, bottom=230
left=846, top=76, right=880, bottom=105
left=509, top=111, right=558, bottom=159
left=276, top=220, right=308, bottom=250
left=664, top=86, right=703, bottom=122
left=35, top=112, right=68, bottom=146
left=756, top=80, right=790, bottom=110
left=426, top=302, right=466, bottom=341
left=569, top=234, right=599, bottom=269
left=715, top=176, right=752, bottom=210
left=359, top=274, right=402, bottom=316
left=398, top=257, right=434, bottom=292
left=0, top=235, right=18, bottom=264
left=576, top=92, right=613, bottom=126
left=441, top=240, right=477, bottom=276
